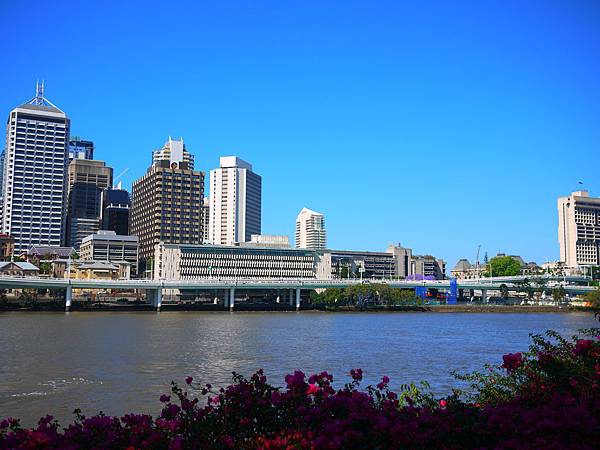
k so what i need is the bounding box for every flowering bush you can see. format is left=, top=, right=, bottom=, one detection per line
left=1, top=328, right=599, bottom=449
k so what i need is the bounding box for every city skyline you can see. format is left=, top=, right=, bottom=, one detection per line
left=2, top=2, right=600, bottom=267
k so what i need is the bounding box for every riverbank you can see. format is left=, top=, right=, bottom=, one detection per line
left=0, top=301, right=596, bottom=313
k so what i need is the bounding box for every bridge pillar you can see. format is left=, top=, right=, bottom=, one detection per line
left=156, top=289, right=162, bottom=311
left=295, top=288, right=301, bottom=310
left=65, top=285, right=72, bottom=312
left=147, top=289, right=162, bottom=311
left=229, top=288, right=235, bottom=311
left=458, top=289, right=464, bottom=300
left=289, top=289, right=294, bottom=306
left=481, top=289, right=488, bottom=303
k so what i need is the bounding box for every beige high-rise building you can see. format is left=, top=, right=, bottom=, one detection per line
left=558, top=190, right=600, bottom=267
left=130, top=139, right=204, bottom=274
left=295, top=207, right=326, bottom=249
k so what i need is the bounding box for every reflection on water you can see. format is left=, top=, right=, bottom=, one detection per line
left=0, top=311, right=596, bottom=425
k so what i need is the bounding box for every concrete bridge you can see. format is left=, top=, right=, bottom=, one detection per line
left=0, top=276, right=594, bottom=311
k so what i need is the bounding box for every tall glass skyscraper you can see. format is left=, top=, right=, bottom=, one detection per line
left=2, top=83, right=70, bottom=254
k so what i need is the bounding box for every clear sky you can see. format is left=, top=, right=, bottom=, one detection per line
left=2, top=0, right=599, bottom=268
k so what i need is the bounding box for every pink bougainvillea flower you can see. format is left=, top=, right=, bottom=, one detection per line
left=307, top=383, right=320, bottom=396
left=502, top=353, right=524, bottom=372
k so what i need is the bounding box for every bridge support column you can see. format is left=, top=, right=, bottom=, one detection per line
left=156, top=289, right=162, bottom=311
left=289, top=289, right=293, bottom=306
left=147, top=289, right=162, bottom=311
left=65, top=285, right=72, bottom=312
left=458, top=289, right=464, bottom=300
left=481, top=289, right=488, bottom=303
left=224, top=289, right=229, bottom=308
left=229, top=288, right=235, bottom=311
left=295, top=288, right=301, bottom=310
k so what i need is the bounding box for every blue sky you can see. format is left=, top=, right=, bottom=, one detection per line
left=2, top=0, right=599, bottom=267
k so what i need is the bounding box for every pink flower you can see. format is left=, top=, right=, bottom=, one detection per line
left=439, top=399, right=448, bottom=408
left=185, top=376, right=193, bottom=385
left=350, top=368, right=363, bottom=381
left=377, top=375, right=390, bottom=389
left=210, top=396, right=220, bottom=405
left=574, top=339, right=594, bottom=356
left=307, top=383, right=320, bottom=396
left=502, top=353, right=524, bottom=372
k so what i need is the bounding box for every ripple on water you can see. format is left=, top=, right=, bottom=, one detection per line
left=7, top=378, right=102, bottom=400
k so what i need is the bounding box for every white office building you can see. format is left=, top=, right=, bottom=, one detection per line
left=2, top=83, right=70, bottom=254
left=154, top=242, right=319, bottom=280
left=209, top=156, right=261, bottom=245
left=295, top=207, right=326, bottom=249
left=558, top=190, right=600, bottom=267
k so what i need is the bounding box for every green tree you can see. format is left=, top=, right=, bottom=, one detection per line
left=552, top=286, right=566, bottom=304
left=485, top=256, right=522, bottom=277
left=39, top=261, right=52, bottom=275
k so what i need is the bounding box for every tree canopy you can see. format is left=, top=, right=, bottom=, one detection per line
left=484, top=256, right=522, bottom=277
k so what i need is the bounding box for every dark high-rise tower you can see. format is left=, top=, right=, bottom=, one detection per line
left=100, top=187, right=131, bottom=236
left=65, top=159, right=113, bottom=249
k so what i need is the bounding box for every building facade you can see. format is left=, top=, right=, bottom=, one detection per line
left=68, top=137, right=94, bottom=161
left=100, top=187, right=131, bottom=236
left=209, top=156, right=261, bottom=245
left=323, top=244, right=413, bottom=279
left=79, top=230, right=139, bottom=275
left=243, top=234, right=290, bottom=248
left=2, top=83, right=70, bottom=254
left=130, top=140, right=204, bottom=273
left=202, top=197, right=210, bottom=243
left=0, top=233, right=15, bottom=259
left=558, top=190, right=600, bottom=267
left=410, top=255, right=446, bottom=280
left=154, top=243, right=319, bottom=280
left=52, top=259, right=131, bottom=280
left=65, top=159, right=113, bottom=249
left=296, top=207, right=326, bottom=249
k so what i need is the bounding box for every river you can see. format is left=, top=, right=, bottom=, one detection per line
left=0, top=311, right=596, bottom=425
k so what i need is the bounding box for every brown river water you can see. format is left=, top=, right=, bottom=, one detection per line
left=0, top=311, right=596, bottom=426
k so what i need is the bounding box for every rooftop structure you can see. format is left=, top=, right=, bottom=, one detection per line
left=152, top=137, right=194, bottom=170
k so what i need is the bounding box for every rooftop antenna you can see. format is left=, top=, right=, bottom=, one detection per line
left=27, top=80, right=62, bottom=111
